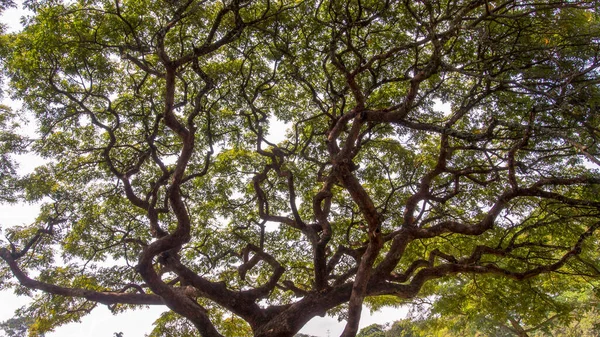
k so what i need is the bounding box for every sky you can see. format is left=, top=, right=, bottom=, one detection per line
left=0, top=2, right=410, bottom=336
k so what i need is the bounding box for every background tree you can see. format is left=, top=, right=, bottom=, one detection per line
left=408, top=274, right=600, bottom=337
left=357, top=324, right=386, bottom=337
left=392, top=301, right=600, bottom=337
left=356, top=320, right=421, bottom=337
left=0, top=0, right=600, bottom=336
left=0, top=316, right=44, bottom=337
left=356, top=311, right=600, bottom=337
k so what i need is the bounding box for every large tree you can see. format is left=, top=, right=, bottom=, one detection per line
left=1, top=0, right=600, bottom=336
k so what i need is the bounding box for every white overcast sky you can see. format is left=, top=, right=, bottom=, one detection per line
left=0, top=2, right=410, bottom=336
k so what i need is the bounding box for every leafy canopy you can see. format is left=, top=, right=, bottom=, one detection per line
left=1, top=0, right=600, bottom=336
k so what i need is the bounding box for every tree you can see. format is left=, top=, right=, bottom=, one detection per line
left=385, top=320, right=421, bottom=337
left=0, top=0, right=599, bottom=336
left=0, top=316, right=44, bottom=337
left=396, top=292, right=600, bottom=337
left=357, top=324, right=386, bottom=337
left=0, top=0, right=24, bottom=204
left=356, top=311, right=600, bottom=337
left=407, top=274, right=600, bottom=337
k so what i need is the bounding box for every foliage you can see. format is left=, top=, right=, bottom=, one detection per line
left=0, top=316, right=44, bottom=337
left=409, top=274, right=600, bottom=336
left=0, top=0, right=599, bottom=336
left=357, top=323, right=386, bottom=337
left=0, top=105, right=25, bottom=202
left=357, top=320, right=421, bottom=337
left=550, top=308, right=600, bottom=337
left=0, top=1, right=25, bottom=202
left=403, top=305, right=600, bottom=337
left=385, top=320, right=420, bottom=337
left=360, top=311, right=600, bottom=337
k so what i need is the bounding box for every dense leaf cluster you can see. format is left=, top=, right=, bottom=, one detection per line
left=357, top=312, right=600, bottom=337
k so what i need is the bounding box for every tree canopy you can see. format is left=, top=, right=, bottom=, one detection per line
left=355, top=311, right=600, bottom=337
left=0, top=0, right=600, bottom=336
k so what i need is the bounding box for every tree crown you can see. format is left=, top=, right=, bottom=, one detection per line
left=1, top=0, right=600, bottom=336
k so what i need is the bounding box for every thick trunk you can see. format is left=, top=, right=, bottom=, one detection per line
left=253, top=286, right=353, bottom=337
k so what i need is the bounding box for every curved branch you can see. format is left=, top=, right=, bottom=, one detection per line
left=0, top=248, right=164, bottom=306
